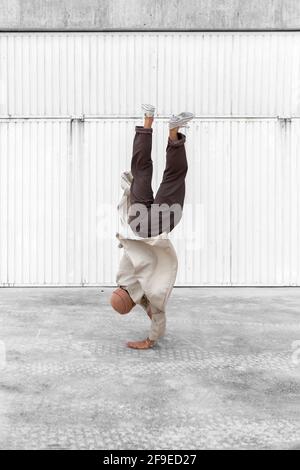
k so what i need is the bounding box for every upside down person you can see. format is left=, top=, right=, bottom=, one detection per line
left=110, top=104, right=194, bottom=350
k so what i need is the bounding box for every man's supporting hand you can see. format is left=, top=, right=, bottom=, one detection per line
left=126, top=337, right=155, bottom=350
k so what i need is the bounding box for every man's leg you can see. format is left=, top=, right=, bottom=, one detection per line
left=129, top=116, right=154, bottom=208
left=128, top=116, right=155, bottom=236
left=149, top=127, right=188, bottom=236
left=154, top=127, right=188, bottom=208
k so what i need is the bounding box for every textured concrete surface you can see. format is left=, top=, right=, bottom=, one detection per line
left=0, top=287, right=300, bottom=450
left=0, top=0, right=299, bottom=31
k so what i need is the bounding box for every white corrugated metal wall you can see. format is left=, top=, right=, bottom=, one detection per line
left=0, top=32, right=299, bottom=286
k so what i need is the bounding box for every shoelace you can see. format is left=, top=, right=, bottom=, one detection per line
left=170, top=114, right=192, bottom=122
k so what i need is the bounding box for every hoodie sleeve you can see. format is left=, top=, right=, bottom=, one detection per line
left=148, top=310, right=167, bottom=341
left=116, top=252, right=144, bottom=304
left=139, top=296, right=166, bottom=342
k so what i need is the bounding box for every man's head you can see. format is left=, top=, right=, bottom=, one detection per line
left=110, top=287, right=135, bottom=314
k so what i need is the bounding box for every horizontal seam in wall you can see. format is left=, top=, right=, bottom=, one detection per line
left=0, top=116, right=299, bottom=121
left=1, top=29, right=300, bottom=33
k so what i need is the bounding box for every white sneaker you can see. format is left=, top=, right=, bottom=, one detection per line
left=142, top=103, right=156, bottom=117
left=169, top=111, right=194, bottom=129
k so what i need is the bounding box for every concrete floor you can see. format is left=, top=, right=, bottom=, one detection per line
left=0, top=287, right=300, bottom=450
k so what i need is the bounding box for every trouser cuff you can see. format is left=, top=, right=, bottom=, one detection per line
left=135, top=125, right=153, bottom=134
left=168, top=131, right=186, bottom=147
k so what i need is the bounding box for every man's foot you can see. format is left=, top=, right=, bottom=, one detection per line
left=169, top=111, right=194, bottom=130
left=144, top=116, right=154, bottom=129
left=169, top=127, right=180, bottom=141
left=142, top=104, right=155, bottom=129
left=126, top=337, right=156, bottom=349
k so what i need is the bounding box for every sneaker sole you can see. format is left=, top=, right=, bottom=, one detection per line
left=142, top=104, right=156, bottom=117
left=169, top=113, right=194, bottom=129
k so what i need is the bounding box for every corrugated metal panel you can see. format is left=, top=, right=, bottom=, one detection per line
left=0, top=32, right=300, bottom=117
left=0, top=119, right=123, bottom=286
left=0, top=119, right=230, bottom=286
left=231, top=119, right=300, bottom=286
left=1, top=118, right=299, bottom=286
left=0, top=120, right=69, bottom=285
left=0, top=32, right=299, bottom=286
left=171, top=120, right=231, bottom=285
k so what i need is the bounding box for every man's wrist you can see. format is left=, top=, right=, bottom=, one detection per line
left=146, top=337, right=156, bottom=346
